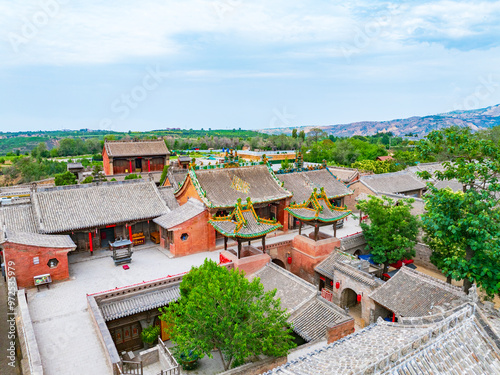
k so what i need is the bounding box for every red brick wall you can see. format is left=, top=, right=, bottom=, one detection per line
left=174, top=176, right=201, bottom=206
left=3, top=242, right=74, bottom=288
left=103, top=145, right=111, bottom=176
left=168, top=210, right=216, bottom=256
left=326, top=319, right=355, bottom=344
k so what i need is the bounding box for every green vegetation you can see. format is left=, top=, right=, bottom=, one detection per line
left=81, top=176, right=93, bottom=184
left=416, top=127, right=500, bottom=296
left=356, top=195, right=420, bottom=274
left=159, top=165, right=169, bottom=185
left=140, top=325, right=160, bottom=345
left=3, top=157, right=67, bottom=184
left=159, top=259, right=296, bottom=371
left=54, top=171, right=77, bottom=186
left=124, top=173, right=141, bottom=180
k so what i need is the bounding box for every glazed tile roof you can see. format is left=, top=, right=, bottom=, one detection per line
left=104, top=139, right=169, bottom=157
left=290, top=296, right=352, bottom=342
left=252, top=263, right=352, bottom=342
left=369, top=266, right=467, bottom=317
left=100, top=285, right=180, bottom=321
left=315, top=251, right=383, bottom=288
left=0, top=204, right=37, bottom=233
left=3, top=230, right=75, bottom=248
left=154, top=199, right=206, bottom=229
left=360, top=171, right=426, bottom=194
left=277, top=168, right=352, bottom=204
left=286, top=188, right=352, bottom=223
left=209, top=198, right=282, bottom=239
left=264, top=304, right=500, bottom=374
left=187, top=165, right=292, bottom=208
left=158, top=187, right=180, bottom=210
left=31, top=181, right=170, bottom=233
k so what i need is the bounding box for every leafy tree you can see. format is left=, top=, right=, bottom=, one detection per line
left=298, top=130, right=305, bottom=141
left=308, top=128, right=326, bottom=144
left=416, top=127, right=500, bottom=296
left=292, top=129, right=297, bottom=139
left=81, top=176, right=93, bottom=184
left=351, top=160, right=403, bottom=174
left=280, top=158, right=292, bottom=170
left=124, top=173, right=141, bottom=180
left=54, top=171, right=77, bottom=186
left=159, top=165, right=169, bottom=185
left=356, top=196, right=420, bottom=273
left=159, top=259, right=295, bottom=371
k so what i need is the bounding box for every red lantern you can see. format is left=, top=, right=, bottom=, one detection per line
left=357, top=294, right=362, bottom=303
left=335, top=282, right=340, bottom=289
left=287, top=256, right=292, bottom=264
left=330, top=280, right=333, bottom=287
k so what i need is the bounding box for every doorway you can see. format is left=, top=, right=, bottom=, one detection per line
left=272, top=258, right=286, bottom=269
left=100, top=227, right=115, bottom=248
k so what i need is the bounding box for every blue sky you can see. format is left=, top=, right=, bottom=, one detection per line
left=1, top=0, right=500, bottom=132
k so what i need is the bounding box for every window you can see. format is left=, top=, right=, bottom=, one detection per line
left=181, top=233, right=189, bottom=241
left=47, top=258, right=59, bottom=268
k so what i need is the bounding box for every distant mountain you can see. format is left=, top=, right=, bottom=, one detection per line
left=259, top=104, right=500, bottom=138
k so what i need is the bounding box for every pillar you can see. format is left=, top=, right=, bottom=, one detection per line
left=334, top=222, right=337, bottom=238
left=109, top=158, right=114, bottom=176
left=262, top=236, right=266, bottom=253
left=237, top=240, right=242, bottom=259
left=129, top=226, right=133, bottom=242
left=299, top=221, right=302, bottom=235
left=129, top=160, right=133, bottom=174
left=89, top=232, right=93, bottom=255
left=224, top=236, right=228, bottom=251
left=148, top=159, right=151, bottom=172
left=314, top=225, right=319, bottom=241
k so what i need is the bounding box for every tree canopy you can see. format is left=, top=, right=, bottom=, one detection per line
left=159, top=259, right=296, bottom=371
left=416, top=127, right=500, bottom=296
left=356, top=195, right=420, bottom=273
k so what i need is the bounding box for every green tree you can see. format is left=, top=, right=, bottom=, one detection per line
left=292, top=129, right=298, bottom=139
left=159, top=165, right=169, bottom=185
left=298, top=130, right=305, bottom=142
left=416, top=127, right=500, bottom=296
left=159, top=259, right=296, bottom=371
left=356, top=196, right=420, bottom=273
left=54, top=171, right=77, bottom=186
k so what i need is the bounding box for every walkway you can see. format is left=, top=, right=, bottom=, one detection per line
left=25, top=246, right=221, bottom=375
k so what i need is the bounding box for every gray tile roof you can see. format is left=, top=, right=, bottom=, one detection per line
left=360, top=171, right=426, bottom=194
left=3, top=231, right=75, bottom=248
left=252, top=263, right=316, bottom=314
left=158, top=187, right=180, bottom=210
left=154, top=198, right=206, bottom=229
left=104, top=139, right=169, bottom=157
left=32, top=181, right=170, bottom=233
left=168, top=169, right=188, bottom=189
left=327, top=167, right=359, bottom=183
left=369, top=266, right=468, bottom=317
left=264, top=304, right=500, bottom=375
left=0, top=204, right=37, bottom=233
left=100, top=284, right=180, bottom=321
left=315, top=251, right=384, bottom=288
left=190, top=165, right=292, bottom=208
left=290, top=296, right=352, bottom=342
left=277, top=169, right=352, bottom=204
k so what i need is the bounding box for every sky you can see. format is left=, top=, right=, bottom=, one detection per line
left=1, top=0, right=500, bottom=132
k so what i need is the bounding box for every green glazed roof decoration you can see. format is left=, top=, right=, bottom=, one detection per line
left=209, top=197, right=282, bottom=238
left=285, top=187, right=352, bottom=223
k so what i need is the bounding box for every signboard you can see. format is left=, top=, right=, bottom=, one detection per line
left=34, top=274, right=52, bottom=286
left=321, top=288, right=333, bottom=302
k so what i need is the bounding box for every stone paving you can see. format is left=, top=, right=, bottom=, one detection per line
left=26, top=245, right=221, bottom=375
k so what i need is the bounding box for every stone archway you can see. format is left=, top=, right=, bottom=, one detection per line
left=340, top=288, right=358, bottom=309
left=272, top=258, right=286, bottom=269
left=354, top=250, right=361, bottom=257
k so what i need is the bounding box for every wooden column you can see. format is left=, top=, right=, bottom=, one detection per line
left=299, top=220, right=302, bottom=235
left=314, top=225, right=319, bottom=241
left=129, top=160, right=133, bottom=174
left=148, top=159, right=151, bottom=172
left=237, top=240, right=242, bottom=259
left=262, top=236, right=266, bottom=253
left=224, top=236, right=228, bottom=251
left=333, top=222, right=337, bottom=238
left=89, top=232, right=93, bottom=255
left=248, top=240, right=251, bottom=246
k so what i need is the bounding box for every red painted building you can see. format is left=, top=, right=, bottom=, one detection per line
left=102, top=139, right=170, bottom=176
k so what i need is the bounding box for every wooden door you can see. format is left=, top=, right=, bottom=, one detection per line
left=110, top=322, right=142, bottom=353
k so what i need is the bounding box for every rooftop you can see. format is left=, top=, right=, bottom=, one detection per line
left=277, top=168, right=352, bottom=204
left=2, top=230, right=76, bottom=248
left=264, top=304, right=500, bottom=374
left=187, top=164, right=292, bottom=208
left=360, top=171, right=426, bottom=195
left=32, top=180, right=170, bottom=233
left=104, top=139, right=170, bottom=158
left=369, top=265, right=468, bottom=317
left=154, top=198, right=206, bottom=229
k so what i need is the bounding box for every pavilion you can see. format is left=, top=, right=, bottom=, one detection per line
left=209, top=197, right=282, bottom=258
left=286, top=187, right=352, bottom=240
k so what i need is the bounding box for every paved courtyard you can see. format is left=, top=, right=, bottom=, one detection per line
left=26, top=245, right=221, bottom=375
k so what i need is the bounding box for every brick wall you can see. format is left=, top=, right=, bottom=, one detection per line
left=219, top=355, right=287, bottom=375
left=344, top=181, right=376, bottom=212
left=103, top=146, right=111, bottom=175
left=326, top=318, right=355, bottom=344
left=169, top=211, right=216, bottom=256
left=3, top=242, right=74, bottom=288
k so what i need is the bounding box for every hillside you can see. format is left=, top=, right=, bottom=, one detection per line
left=260, top=104, right=500, bottom=137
